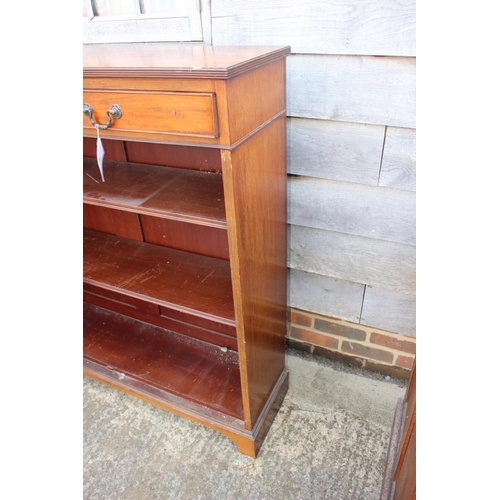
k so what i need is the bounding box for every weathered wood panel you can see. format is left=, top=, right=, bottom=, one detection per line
left=289, top=176, right=416, bottom=245
left=287, top=55, right=416, bottom=128
left=289, top=269, right=364, bottom=323
left=289, top=225, right=415, bottom=295
left=211, top=0, right=416, bottom=57
left=287, top=118, right=384, bottom=186
left=361, top=286, right=416, bottom=336
left=380, top=127, right=416, bottom=191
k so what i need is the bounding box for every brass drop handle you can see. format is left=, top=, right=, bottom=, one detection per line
left=83, top=103, right=122, bottom=130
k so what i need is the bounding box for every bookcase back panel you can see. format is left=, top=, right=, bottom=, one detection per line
left=84, top=283, right=238, bottom=351
left=140, top=215, right=229, bottom=260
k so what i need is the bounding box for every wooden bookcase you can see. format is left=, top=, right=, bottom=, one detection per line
left=83, top=44, right=290, bottom=458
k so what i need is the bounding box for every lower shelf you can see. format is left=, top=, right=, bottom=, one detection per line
left=83, top=302, right=289, bottom=458
left=84, top=302, right=243, bottom=419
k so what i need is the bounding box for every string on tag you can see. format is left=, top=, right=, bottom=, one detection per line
left=96, top=125, right=105, bottom=182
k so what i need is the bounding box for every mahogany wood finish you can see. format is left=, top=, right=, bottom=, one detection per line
left=83, top=137, right=127, bottom=161
left=83, top=204, right=144, bottom=241
left=84, top=302, right=243, bottom=418
left=83, top=157, right=226, bottom=228
left=83, top=283, right=237, bottom=350
left=222, top=116, right=288, bottom=427
left=380, top=362, right=416, bottom=500
left=83, top=44, right=291, bottom=79
left=83, top=89, right=219, bottom=139
left=140, top=215, right=230, bottom=260
left=83, top=43, right=290, bottom=457
left=125, top=141, right=222, bottom=172
left=83, top=138, right=222, bottom=171
left=84, top=229, right=235, bottom=323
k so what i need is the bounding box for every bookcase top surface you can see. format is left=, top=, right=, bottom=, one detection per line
left=83, top=43, right=291, bottom=79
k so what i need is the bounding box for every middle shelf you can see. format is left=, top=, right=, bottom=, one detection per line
left=83, top=228, right=236, bottom=327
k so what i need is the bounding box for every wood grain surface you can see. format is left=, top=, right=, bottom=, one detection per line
left=83, top=229, right=235, bottom=324
left=84, top=302, right=243, bottom=418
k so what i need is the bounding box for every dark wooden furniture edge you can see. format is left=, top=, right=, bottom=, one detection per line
left=380, top=398, right=406, bottom=500
left=83, top=360, right=289, bottom=458
left=380, top=362, right=416, bottom=500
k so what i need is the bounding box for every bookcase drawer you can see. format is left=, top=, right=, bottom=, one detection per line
left=83, top=89, right=219, bottom=142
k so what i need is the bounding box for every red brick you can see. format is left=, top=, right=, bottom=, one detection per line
left=370, top=332, right=416, bottom=355
left=396, top=354, right=415, bottom=370
left=289, top=326, right=339, bottom=350
left=341, top=341, right=394, bottom=364
left=314, top=319, right=366, bottom=341
left=289, top=310, right=313, bottom=328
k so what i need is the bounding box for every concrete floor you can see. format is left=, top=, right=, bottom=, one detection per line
left=83, top=348, right=407, bottom=500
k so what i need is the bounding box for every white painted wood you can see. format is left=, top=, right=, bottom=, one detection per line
left=287, top=118, right=384, bottom=186
left=289, top=225, right=416, bottom=295
left=361, top=286, right=416, bottom=336
left=83, top=17, right=201, bottom=43
left=84, top=0, right=95, bottom=20
left=83, top=0, right=203, bottom=43
left=289, top=269, right=364, bottom=323
left=289, top=176, right=416, bottom=245
left=211, top=0, right=415, bottom=57
left=200, top=0, right=213, bottom=44
left=187, top=0, right=203, bottom=40
left=287, top=55, right=416, bottom=128
left=380, top=127, right=416, bottom=191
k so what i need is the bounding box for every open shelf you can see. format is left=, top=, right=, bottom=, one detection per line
left=83, top=157, right=226, bottom=228
left=83, top=302, right=244, bottom=420
left=83, top=228, right=235, bottom=325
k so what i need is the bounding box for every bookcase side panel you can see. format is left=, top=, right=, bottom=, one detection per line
left=225, top=59, right=286, bottom=145
left=222, top=116, right=288, bottom=428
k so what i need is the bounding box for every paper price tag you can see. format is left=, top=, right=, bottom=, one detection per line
left=96, top=126, right=105, bottom=182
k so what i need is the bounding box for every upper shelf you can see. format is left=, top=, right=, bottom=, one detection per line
left=83, top=157, right=226, bottom=228
left=83, top=44, right=291, bottom=79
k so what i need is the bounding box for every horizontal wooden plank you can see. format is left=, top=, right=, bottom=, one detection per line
left=289, top=225, right=415, bottom=295
left=287, top=118, right=384, bottom=186
left=287, top=55, right=416, bottom=128
left=211, top=0, right=415, bottom=57
left=361, top=286, right=416, bottom=336
left=83, top=157, right=227, bottom=228
left=288, top=176, right=416, bottom=245
left=380, top=127, right=416, bottom=191
left=83, top=229, right=235, bottom=323
left=288, top=268, right=364, bottom=323
left=84, top=302, right=243, bottom=418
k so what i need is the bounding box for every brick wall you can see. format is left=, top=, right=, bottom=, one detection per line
left=287, top=308, right=416, bottom=379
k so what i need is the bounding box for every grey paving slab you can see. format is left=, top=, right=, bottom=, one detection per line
left=83, top=349, right=406, bottom=500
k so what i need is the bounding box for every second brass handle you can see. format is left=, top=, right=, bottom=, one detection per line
left=83, top=103, right=122, bottom=130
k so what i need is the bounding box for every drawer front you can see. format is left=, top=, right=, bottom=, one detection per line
left=83, top=89, right=219, bottom=141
